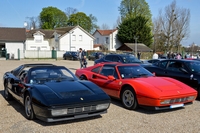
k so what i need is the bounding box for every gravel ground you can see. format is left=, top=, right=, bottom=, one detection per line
left=0, top=59, right=200, bottom=133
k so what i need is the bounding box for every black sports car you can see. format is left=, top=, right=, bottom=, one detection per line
left=3, top=64, right=110, bottom=122
left=63, top=51, right=78, bottom=60
left=144, top=59, right=200, bottom=97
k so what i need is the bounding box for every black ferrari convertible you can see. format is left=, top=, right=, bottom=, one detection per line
left=3, top=64, right=110, bottom=122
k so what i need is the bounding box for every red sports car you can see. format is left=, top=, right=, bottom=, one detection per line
left=75, top=63, right=197, bottom=110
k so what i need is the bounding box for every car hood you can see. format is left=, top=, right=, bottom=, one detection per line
left=136, top=77, right=184, bottom=92
left=33, top=80, right=110, bottom=106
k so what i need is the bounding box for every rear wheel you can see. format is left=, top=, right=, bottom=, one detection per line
left=4, top=82, right=13, bottom=101
left=121, top=86, right=138, bottom=110
left=24, top=94, right=35, bottom=120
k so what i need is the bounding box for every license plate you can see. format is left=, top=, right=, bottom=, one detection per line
left=170, top=104, right=184, bottom=109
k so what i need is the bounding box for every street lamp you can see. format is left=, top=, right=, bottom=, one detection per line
left=134, top=36, right=139, bottom=57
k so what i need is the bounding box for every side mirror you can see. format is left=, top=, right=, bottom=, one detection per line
left=107, top=75, right=115, bottom=80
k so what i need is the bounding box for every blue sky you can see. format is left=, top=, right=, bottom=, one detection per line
left=0, top=0, right=199, bottom=46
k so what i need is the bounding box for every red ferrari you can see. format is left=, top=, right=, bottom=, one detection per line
left=75, top=63, right=197, bottom=110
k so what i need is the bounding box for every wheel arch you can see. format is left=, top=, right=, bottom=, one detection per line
left=120, top=84, right=136, bottom=99
left=79, top=74, right=88, bottom=80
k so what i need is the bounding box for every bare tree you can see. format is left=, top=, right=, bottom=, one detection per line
left=26, top=16, right=39, bottom=30
left=153, top=0, right=190, bottom=52
left=101, top=23, right=110, bottom=30
left=65, top=7, right=78, bottom=18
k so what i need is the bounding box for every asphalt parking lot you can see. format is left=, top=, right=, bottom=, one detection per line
left=1, top=59, right=200, bottom=133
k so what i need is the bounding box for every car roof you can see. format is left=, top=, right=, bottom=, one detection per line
left=100, top=62, right=140, bottom=67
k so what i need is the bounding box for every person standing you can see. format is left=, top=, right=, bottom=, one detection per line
left=137, top=52, right=141, bottom=60
left=152, top=51, right=158, bottom=59
left=78, top=48, right=85, bottom=68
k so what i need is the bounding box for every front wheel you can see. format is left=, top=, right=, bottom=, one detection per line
left=4, top=82, right=13, bottom=101
left=121, top=86, right=138, bottom=110
left=24, top=94, right=35, bottom=120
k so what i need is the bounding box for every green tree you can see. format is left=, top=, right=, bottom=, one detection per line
left=89, top=14, right=99, bottom=34
left=40, top=6, right=68, bottom=29
left=119, top=0, right=152, bottom=25
left=68, top=12, right=92, bottom=33
left=117, top=16, right=152, bottom=46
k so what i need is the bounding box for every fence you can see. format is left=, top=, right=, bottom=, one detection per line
left=24, top=50, right=65, bottom=59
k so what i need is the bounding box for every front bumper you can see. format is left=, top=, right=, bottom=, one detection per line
left=32, top=101, right=110, bottom=122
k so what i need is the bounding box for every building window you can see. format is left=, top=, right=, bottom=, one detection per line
left=97, top=38, right=99, bottom=44
left=34, top=35, right=42, bottom=43
left=105, top=37, right=109, bottom=44
left=79, top=35, right=82, bottom=41
left=72, top=35, right=76, bottom=41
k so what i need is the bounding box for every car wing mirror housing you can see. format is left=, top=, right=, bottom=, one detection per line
left=107, top=75, right=116, bottom=80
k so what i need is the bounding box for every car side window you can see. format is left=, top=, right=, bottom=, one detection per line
left=112, top=56, right=120, bottom=62
left=99, top=66, right=119, bottom=79
left=91, top=66, right=101, bottom=74
left=158, top=61, right=167, bottom=68
left=167, top=61, right=185, bottom=72
left=105, top=55, right=113, bottom=61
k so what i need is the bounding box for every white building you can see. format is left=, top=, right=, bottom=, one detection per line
left=93, top=29, right=122, bottom=51
left=26, top=25, right=95, bottom=52
left=0, top=27, right=26, bottom=59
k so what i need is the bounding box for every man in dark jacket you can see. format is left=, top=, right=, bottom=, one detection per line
left=78, top=48, right=85, bottom=68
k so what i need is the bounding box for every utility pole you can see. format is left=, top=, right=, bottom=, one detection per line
left=134, top=36, right=139, bottom=57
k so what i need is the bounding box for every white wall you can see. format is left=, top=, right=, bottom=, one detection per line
left=59, top=27, right=94, bottom=51
left=6, top=42, right=24, bottom=59
left=25, top=38, right=50, bottom=50
left=93, top=30, right=122, bottom=51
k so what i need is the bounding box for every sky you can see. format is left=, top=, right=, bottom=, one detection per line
left=0, top=0, right=199, bottom=46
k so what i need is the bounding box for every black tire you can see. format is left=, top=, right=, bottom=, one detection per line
left=4, top=82, right=13, bottom=101
left=121, top=86, right=138, bottom=110
left=197, top=87, right=200, bottom=99
left=24, top=94, right=35, bottom=120
left=79, top=75, right=87, bottom=80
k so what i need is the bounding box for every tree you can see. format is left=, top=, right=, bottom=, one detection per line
left=67, top=12, right=92, bottom=33
left=40, top=6, right=68, bottom=29
left=118, top=0, right=152, bottom=26
left=26, top=16, right=39, bottom=30
left=65, top=7, right=78, bottom=18
left=101, top=23, right=110, bottom=30
left=117, top=16, right=152, bottom=46
left=153, top=0, right=190, bottom=52
left=89, top=14, right=99, bottom=34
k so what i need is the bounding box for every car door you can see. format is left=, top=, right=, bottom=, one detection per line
left=90, top=65, right=121, bottom=97
left=164, top=60, right=198, bottom=88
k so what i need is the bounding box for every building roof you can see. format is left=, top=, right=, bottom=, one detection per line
left=0, top=27, right=26, bottom=42
left=117, top=43, right=152, bottom=52
left=94, top=29, right=117, bottom=36
left=26, top=25, right=95, bottom=39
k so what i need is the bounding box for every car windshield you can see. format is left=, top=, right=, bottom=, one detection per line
left=122, top=55, right=141, bottom=63
left=71, top=52, right=77, bottom=55
left=118, top=65, right=153, bottom=79
left=185, top=61, right=200, bottom=73
left=29, top=67, right=75, bottom=84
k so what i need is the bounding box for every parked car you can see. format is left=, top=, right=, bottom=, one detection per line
left=3, top=64, right=110, bottom=122
left=63, top=51, right=78, bottom=60
left=94, top=54, right=142, bottom=65
left=75, top=62, right=197, bottom=110
left=88, top=52, right=104, bottom=61
left=142, top=59, right=165, bottom=66
left=144, top=59, right=200, bottom=98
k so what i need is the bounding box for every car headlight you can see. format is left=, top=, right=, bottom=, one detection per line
left=96, top=103, right=110, bottom=110
left=187, top=96, right=195, bottom=101
left=51, top=109, right=68, bottom=116
left=160, top=99, right=171, bottom=105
